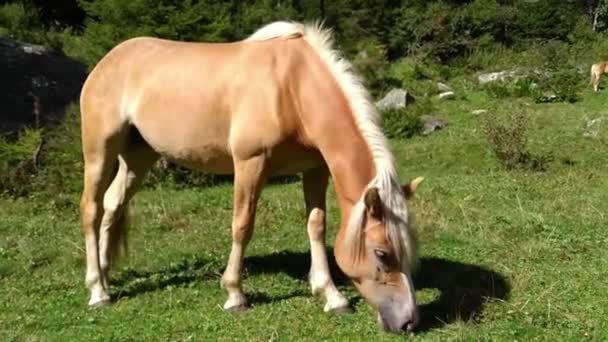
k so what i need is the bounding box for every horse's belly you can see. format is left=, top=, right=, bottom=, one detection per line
left=267, top=143, right=325, bottom=176
left=133, top=114, right=324, bottom=175
left=165, top=147, right=235, bottom=174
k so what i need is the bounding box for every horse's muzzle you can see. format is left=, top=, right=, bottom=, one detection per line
left=377, top=294, right=419, bottom=333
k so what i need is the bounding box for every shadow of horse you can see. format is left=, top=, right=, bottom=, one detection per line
left=111, top=249, right=510, bottom=332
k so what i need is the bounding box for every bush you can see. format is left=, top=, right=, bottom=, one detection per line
left=33, top=104, right=84, bottom=196
left=546, top=70, right=580, bottom=103
left=0, top=128, right=44, bottom=197
left=381, top=108, right=422, bottom=140
left=380, top=97, right=431, bottom=139
left=0, top=2, right=67, bottom=51
left=352, top=39, right=391, bottom=97
left=482, top=110, right=552, bottom=171
left=482, top=76, right=542, bottom=100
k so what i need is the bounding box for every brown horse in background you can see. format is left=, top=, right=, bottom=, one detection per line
left=591, top=61, right=608, bottom=92
left=79, top=21, right=422, bottom=333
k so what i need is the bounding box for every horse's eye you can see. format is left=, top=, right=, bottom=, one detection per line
left=374, top=249, right=390, bottom=264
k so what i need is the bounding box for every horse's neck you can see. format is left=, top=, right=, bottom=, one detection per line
left=297, top=92, right=376, bottom=218
left=291, top=37, right=376, bottom=223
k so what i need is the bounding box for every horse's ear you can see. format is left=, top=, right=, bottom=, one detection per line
left=402, top=177, right=424, bottom=199
left=364, top=187, right=383, bottom=218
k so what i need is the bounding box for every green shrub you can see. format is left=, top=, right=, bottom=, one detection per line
left=547, top=70, right=580, bottom=103
left=511, top=78, right=538, bottom=98
left=482, top=82, right=512, bottom=99
left=0, top=2, right=67, bottom=51
left=482, top=110, right=552, bottom=171
left=0, top=2, right=40, bottom=37
left=380, top=97, right=431, bottom=140
left=33, top=104, right=84, bottom=196
left=386, top=59, right=428, bottom=85
left=0, top=128, right=44, bottom=197
left=481, top=69, right=579, bottom=103
left=381, top=108, right=422, bottom=140
left=352, top=39, right=391, bottom=97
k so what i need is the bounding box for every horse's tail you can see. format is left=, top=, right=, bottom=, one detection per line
left=102, top=161, right=130, bottom=265
left=108, top=202, right=129, bottom=264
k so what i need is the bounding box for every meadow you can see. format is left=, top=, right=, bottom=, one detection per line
left=1, top=81, right=607, bottom=341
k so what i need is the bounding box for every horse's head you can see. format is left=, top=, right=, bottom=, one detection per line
left=336, top=177, right=423, bottom=333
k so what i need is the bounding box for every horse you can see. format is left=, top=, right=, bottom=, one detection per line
left=79, top=21, right=423, bottom=333
left=590, top=61, right=608, bottom=92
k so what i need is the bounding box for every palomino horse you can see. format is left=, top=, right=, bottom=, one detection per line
left=591, top=61, right=608, bottom=92
left=79, top=21, right=422, bottom=333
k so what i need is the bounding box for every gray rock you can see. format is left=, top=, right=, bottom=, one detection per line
left=583, top=117, right=603, bottom=137
left=375, top=88, right=415, bottom=110
left=478, top=71, right=517, bottom=85
left=537, top=93, right=558, bottom=103
left=437, top=82, right=452, bottom=92
left=438, top=91, right=455, bottom=100
left=0, top=37, right=87, bottom=135
left=471, top=109, right=488, bottom=116
left=420, top=115, right=448, bottom=136
left=22, top=43, right=48, bottom=55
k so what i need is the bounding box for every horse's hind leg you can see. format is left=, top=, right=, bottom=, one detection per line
left=98, top=144, right=158, bottom=292
left=80, top=129, right=125, bottom=307
left=221, top=155, right=268, bottom=311
left=591, top=67, right=601, bottom=92
left=303, top=166, right=351, bottom=314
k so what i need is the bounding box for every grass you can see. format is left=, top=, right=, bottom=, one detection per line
left=1, top=86, right=608, bottom=341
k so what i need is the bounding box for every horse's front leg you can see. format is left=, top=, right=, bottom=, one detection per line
left=221, top=155, right=267, bottom=311
left=303, top=167, right=351, bottom=314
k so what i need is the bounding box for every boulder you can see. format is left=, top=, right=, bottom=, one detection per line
left=478, top=71, right=517, bottom=85
left=438, top=91, right=455, bottom=100
left=0, top=38, right=87, bottom=136
left=420, top=115, right=448, bottom=136
left=437, top=82, right=452, bottom=92
left=583, top=117, right=603, bottom=137
left=471, top=109, right=488, bottom=116
left=375, top=88, right=415, bottom=110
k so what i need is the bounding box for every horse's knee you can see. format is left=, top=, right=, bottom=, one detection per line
left=80, top=198, right=100, bottom=232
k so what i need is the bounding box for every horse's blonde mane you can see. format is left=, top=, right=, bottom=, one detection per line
left=247, top=21, right=418, bottom=271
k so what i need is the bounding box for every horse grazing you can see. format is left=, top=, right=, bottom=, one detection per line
left=79, top=21, right=422, bottom=333
left=591, top=61, right=608, bottom=92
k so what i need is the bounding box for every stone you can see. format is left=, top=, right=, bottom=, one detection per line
left=420, top=115, right=448, bottom=136
left=478, top=71, right=517, bottom=85
left=0, top=37, right=87, bottom=136
left=471, top=109, right=488, bottom=116
left=437, top=82, right=452, bottom=92
left=375, top=88, right=415, bottom=110
left=583, top=117, right=603, bottom=137
left=438, top=91, right=455, bottom=100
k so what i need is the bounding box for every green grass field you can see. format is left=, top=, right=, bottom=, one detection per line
left=1, top=87, right=607, bottom=341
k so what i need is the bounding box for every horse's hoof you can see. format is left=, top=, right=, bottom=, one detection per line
left=88, top=298, right=112, bottom=309
left=328, top=305, right=354, bottom=315
left=224, top=304, right=250, bottom=313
